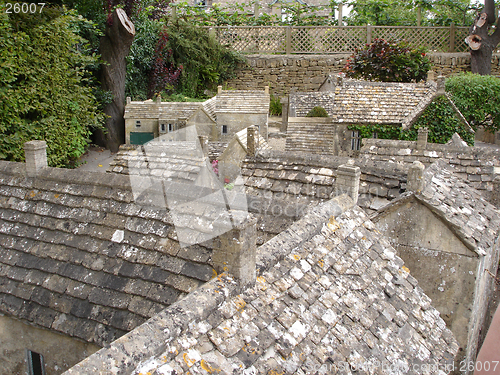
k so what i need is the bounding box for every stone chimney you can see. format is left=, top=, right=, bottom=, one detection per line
left=427, top=70, right=435, bottom=82
left=336, top=159, right=360, bottom=204
left=247, top=125, right=257, bottom=157
left=280, top=96, right=289, bottom=133
left=198, top=135, right=208, bottom=157
left=156, top=95, right=161, bottom=105
left=264, top=86, right=269, bottom=95
left=436, top=75, right=446, bottom=95
left=417, top=127, right=429, bottom=150
left=407, top=161, right=426, bottom=194
left=24, top=140, right=47, bottom=177
left=212, top=216, right=257, bottom=286
left=126, top=97, right=131, bottom=104
left=218, top=85, right=223, bottom=94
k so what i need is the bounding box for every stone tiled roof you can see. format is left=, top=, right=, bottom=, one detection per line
left=290, top=79, right=436, bottom=124
left=216, top=90, right=270, bottom=114
left=82, top=197, right=458, bottom=375
left=241, top=150, right=408, bottom=211
left=124, top=101, right=203, bottom=120
left=202, top=96, right=217, bottom=122
left=235, top=127, right=271, bottom=153
left=0, top=161, right=217, bottom=346
left=107, top=141, right=213, bottom=185
left=407, top=160, right=499, bottom=255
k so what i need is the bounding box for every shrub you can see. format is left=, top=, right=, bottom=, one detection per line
left=445, top=73, right=500, bottom=133
left=306, top=106, right=329, bottom=117
left=343, top=39, right=431, bottom=83
left=0, top=8, right=104, bottom=167
left=269, top=94, right=282, bottom=116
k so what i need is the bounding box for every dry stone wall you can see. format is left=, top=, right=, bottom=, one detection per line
left=225, top=53, right=500, bottom=95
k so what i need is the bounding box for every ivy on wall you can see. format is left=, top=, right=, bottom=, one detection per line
left=348, top=95, right=475, bottom=146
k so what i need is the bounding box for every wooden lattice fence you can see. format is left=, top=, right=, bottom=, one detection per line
left=210, top=25, right=474, bottom=54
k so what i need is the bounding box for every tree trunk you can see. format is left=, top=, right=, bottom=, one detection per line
left=95, top=8, right=135, bottom=153
left=466, top=0, right=500, bottom=75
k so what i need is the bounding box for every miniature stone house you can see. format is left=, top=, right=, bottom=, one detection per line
left=124, top=88, right=269, bottom=146
left=286, top=75, right=472, bottom=156
left=372, top=160, right=500, bottom=368
left=1, top=141, right=465, bottom=375
left=215, top=86, right=270, bottom=142
left=217, top=126, right=271, bottom=182
left=124, top=97, right=209, bottom=145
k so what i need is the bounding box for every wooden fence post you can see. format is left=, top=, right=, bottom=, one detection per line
left=286, top=26, right=292, bottom=54
left=449, top=22, right=456, bottom=52
left=367, top=24, right=372, bottom=45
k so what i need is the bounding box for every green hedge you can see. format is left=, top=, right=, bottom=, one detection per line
left=0, top=6, right=103, bottom=167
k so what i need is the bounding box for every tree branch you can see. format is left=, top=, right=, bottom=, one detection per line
left=491, top=21, right=500, bottom=46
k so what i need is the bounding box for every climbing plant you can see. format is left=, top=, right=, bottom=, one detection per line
left=349, top=96, right=474, bottom=146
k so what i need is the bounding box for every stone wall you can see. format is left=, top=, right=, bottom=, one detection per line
left=359, top=138, right=500, bottom=201
left=224, top=53, right=500, bottom=96
left=0, top=315, right=100, bottom=375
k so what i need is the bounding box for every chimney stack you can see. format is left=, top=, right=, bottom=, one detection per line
left=213, top=215, right=257, bottom=286
left=24, top=140, right=48, bottom=177
left=407, top=161, right=426, bottom=194
left=336, top=159, right=360, bottom=204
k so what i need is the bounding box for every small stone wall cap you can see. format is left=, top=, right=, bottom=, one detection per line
left=412, top=160, right=425, bottom=169
left=24, top=140, right=47, bottom=150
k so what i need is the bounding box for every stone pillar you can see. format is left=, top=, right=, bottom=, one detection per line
left=247, top=125, right=257, bottom=157
left=336, top=159, right=360, bottom=204
left=156, top=95, right=161, bottom=105
left=407, top=161, right=426, bottom=194
left=213, top=216, right=257, bottom=286
left=427, top=70, right=435, bottom=82
left=198, top=135, right=208, bottom=157
left=417, top=127, right=429, bottom=150
left=24, top=140, right=48, bottom=177
left=280, top=96, right=289, bottom=133
left=436, top=75, right=446, bottom=95
left=217, top=85, right=223, bottom=94
left=126, top=97, right=131, bottom=104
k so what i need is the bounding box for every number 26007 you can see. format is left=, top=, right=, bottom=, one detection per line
left=5, top=3, right=46, bottom=14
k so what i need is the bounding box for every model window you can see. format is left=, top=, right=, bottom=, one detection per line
left=351, top=131, right=361, bottom=151
left=222, top=125, right=228, bottom=134
left=168, top=123, right=174, bottom=132
left=135, top=120, right=141, bottom=128
left=160, top=123, right=166, bottom=133
left=27, top=350, right=45, bottom=375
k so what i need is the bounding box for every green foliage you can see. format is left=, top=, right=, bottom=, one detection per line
left=401, top=96, right=474, bottom=145
left=445, top=73, right=500, bottom=133
left=269, top=94, right=282, bottom=116
left=176, top=0, right=336, bottom=26
left=348, top=124, right=400, bottom=140
left=0, top=5, right=104, bottom=167
left=343, top=39, right=431, bottom=83
left=164, top=20, right=245, bottom=98
left=306, top=106, right=329, bottom=117
left=349, top=96, right=474, bottom=146
left=345, top=0, right=482, bottom=27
